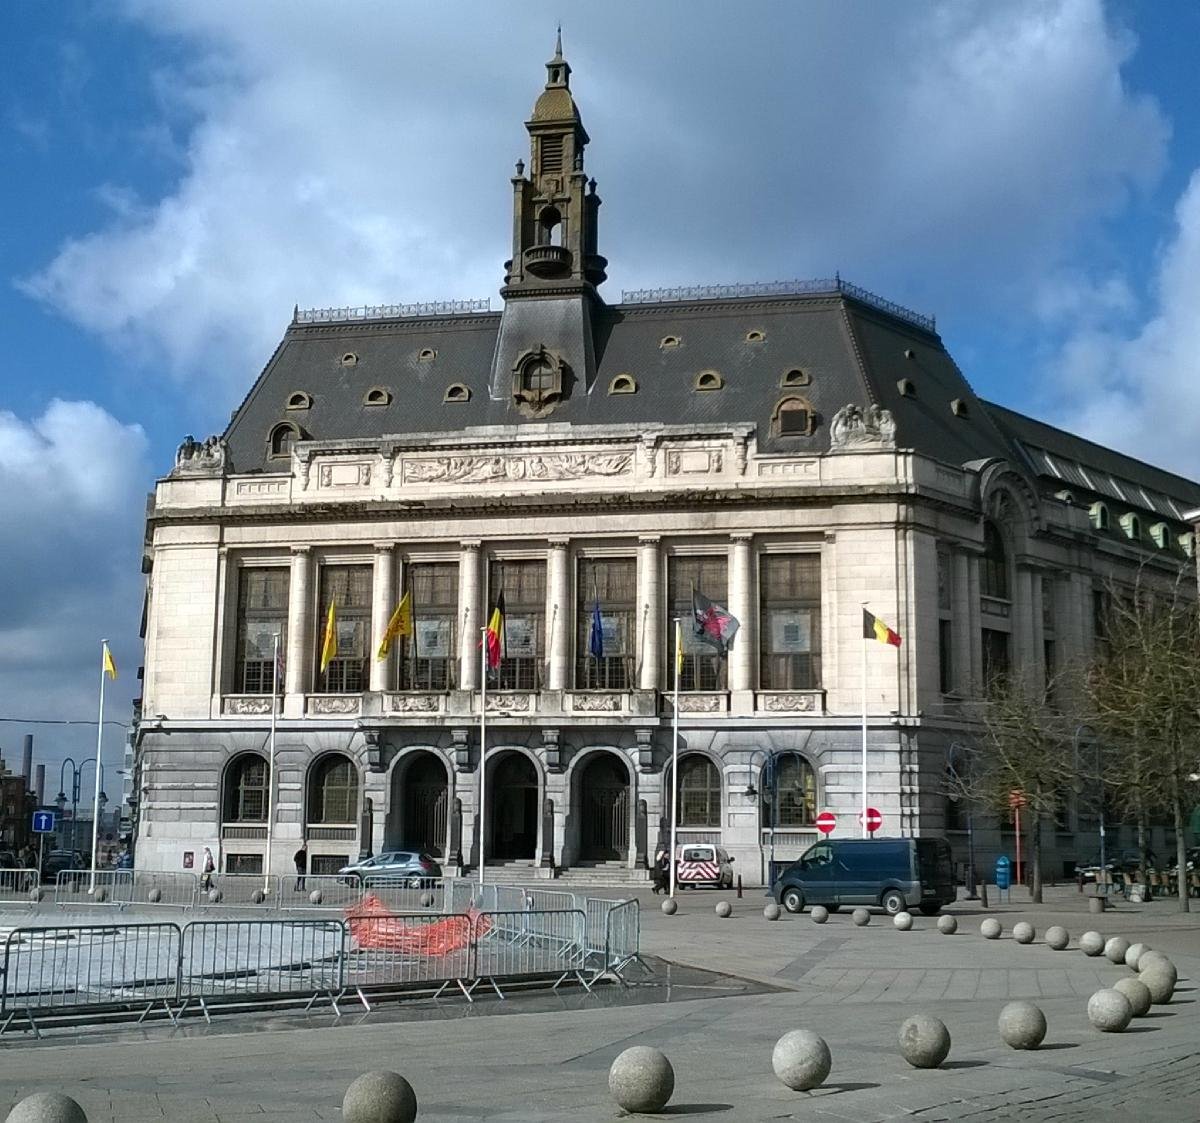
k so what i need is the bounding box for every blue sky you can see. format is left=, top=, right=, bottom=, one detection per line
left=2, top=1, right=1199, bottom=783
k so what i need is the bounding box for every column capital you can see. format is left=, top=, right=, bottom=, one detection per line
left=290, top=545, right=312, bottom=557
left=638, top=535, right=661, bottom=548
left=460, top=539, right=482, bottom=551
left=547, top=537, right=570, bottom=549
left=730, top=532, right=754, bottom=544
left=372, top=541, right=395, bottom=554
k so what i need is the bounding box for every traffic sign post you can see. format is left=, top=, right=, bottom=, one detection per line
left=32, top=811, right=55, bottom=834
left=815, top=810, right=837, bottom=836
left=857, top=807, right=883, bottom=836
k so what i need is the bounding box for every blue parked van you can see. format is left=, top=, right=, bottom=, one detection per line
left=771, top=837, right=956, bottom=916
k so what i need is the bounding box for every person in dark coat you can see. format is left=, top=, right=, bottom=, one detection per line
left=293, top=842, right=307, bottom=891
left=650, top=848, right=670, bottom=894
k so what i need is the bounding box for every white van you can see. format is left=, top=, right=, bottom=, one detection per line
left=675, top=844, right=734, bottom=889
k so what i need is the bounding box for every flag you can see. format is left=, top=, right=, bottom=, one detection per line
left=102, top=642, right=118, bottom=680
left=376, top=589, right=413, bottom=659
left=274, top=634, right=286, bottom=694
left=588, top=595, right=604, bottom=659
left=863, top=608, right=902, bottom=647
left=320, top=600, right=338, bottom=672
left=674, top=619, right=684, bottom=677
left=484, top=591, right=505, bottom=671
left=691, top=587, right=740, bottom=655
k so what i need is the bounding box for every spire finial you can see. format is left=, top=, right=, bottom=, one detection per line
left=554, top=25, right=563, bottom=59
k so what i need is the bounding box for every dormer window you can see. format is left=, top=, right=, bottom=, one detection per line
left=1119, top=512, right=1141, bottom=541
left=772, top=396, right=814, bottom=437
left=660, top=335, right=681, bottom=350
left=268, top=422, right=300, bottom=459
left=608, top=373, right=637, bottom=395
left=1149, top=522, right=1171, bottom=549
left=897, top=378, right=916, bottom=398
left=511, top=346, right=564, bottom=415
left=781, top=368, right=810, bottom=388
left=694, top=370, right=723, bottom=391
left=418, top=348, right=437, bottom=362
left=1089, top=502, right=1110, bottom=531
left=339, top=352, right=358, bottom=368
left=443, top=383, right=470, bottom=403
left=363, top=387, right=391, bottom=407
left=286, top=391, right=312, bottom=411
left=950, top=397, right=969, bottom=417
left=1181, top=531, right=1195, bottom=558
left=745, top=330, right=765, bottom=343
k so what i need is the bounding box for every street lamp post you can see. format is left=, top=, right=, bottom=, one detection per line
left=55, top=758, right=106, bottom=865
left=1073, top=724, right=1105, bottom=888
left=742, top=749, right=776, bottom=887
left=947, top=742, right=978, bottom=899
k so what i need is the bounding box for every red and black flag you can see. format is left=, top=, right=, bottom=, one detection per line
left=692, top=586, right=740, bottom=656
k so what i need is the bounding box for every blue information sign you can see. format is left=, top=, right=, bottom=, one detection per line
left=32, top=810, right=55, bottom=834
left=994, top=855, right=1012, bottom=891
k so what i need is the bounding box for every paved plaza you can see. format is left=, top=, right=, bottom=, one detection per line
left=0, top=886, right=1197, bottom=1121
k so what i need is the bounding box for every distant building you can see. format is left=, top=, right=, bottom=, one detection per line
left=134, top=44, right=1199, bottom=883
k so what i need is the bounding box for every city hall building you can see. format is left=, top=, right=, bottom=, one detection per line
left=134, top=45, right=1199, bottom=884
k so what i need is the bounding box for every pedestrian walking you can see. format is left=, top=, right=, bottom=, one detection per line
left=294, top=842, right=307, bottom=891
left=200, top=845, right=216, bottom=892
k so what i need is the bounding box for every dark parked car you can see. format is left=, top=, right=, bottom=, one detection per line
left=337, top=851, right=442, bottom=887
left=42, top=849, right=85, bottom=882
left=771, top=837, right=956, bottom=916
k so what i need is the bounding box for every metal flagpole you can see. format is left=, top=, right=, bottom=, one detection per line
left=89, top=640, right=107, bottom=893
left=479, top=624, right=487, bottom=888
left=669, top=618, right=681, bottom=899
left=861, top=608, right=869, bottom=840
left=264, top=632, right=280, bottom=892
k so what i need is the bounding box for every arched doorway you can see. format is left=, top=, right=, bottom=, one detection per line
left=490, top=752, right=538, bottom=861
left=390, top=752, right=448, bottom=857
left=578, top=755, right=630, bottom=861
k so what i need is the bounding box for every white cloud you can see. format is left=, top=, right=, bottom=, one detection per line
left=0, top=401, right=149, bottom=775
left=19, top=0, right=1168, bottom=426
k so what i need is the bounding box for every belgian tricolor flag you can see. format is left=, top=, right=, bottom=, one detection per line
left=863, top=608, right=902, bottom=647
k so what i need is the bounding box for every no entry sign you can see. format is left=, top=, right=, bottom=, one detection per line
left=815, top=810, right=836, bottom=835
left=859, top=807, right=883, bottom=833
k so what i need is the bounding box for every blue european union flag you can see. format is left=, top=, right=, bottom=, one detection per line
left=588, top=597, right=604, bottom=659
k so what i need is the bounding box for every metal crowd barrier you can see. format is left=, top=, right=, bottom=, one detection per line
left=131, top=871, right=199, bottom=909
left=197, top=872, right=281, bottom=909
left=362, top=874, right=447, bottom=914
left=603, top=899, right=641, bottom=977
left=0, top=869, right=40, bottom=904
left=0, top=922, right=181, bottom=1036
left=53, top=869, right=134, bottom=907
left=176, top=919, right=343, bottom=1022
left=341, top=911, right=474, bottom=1009
left=471, top=909, right=589, bottom=997
left=278, top=873, right=364, bottom=912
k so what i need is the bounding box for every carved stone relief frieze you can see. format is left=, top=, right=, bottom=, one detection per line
left=172, top=434, right=228, bottom=477
left=403, top=451, right=632, bottom=486
left=829, top=403, right=896, bottom=450
left=671, top=694, right=724, bottom=713
left=308, top=696, right=361, bottom=715
left=223, top=696, right=274, bottom=716
left=384, top=693, right=441, bottom=714
left=484, top=692, right=531, bottom=713
left=318, top=462, right=372, bottom=488
left=665, top=448, right=723, bottom=475
left=570, top=693, right=622, bottom=712
left=759, top=692, right=821, bottom=713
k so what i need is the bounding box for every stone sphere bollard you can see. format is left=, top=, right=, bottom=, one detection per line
left=763, top=902, right=781, bottom=921
left=997, top=1000, right=1047, bottom=1050
left=661, top=898, right=677, bottom=916
left=1138, top=951, right=1175, bottom=976
left=893, top=911, right=913, bottom=931
left=608, top=1046, right=675, bottom=1114
left=207, top=888, right=222, bottom=904
left=342, top=1070, right=418, bottom=1123
left=1104, top=936, right=1130, bottom=965
left=1113, top=976, right=1152, bottom=1017
left=251, top=888, right=266, bottom=904
left=147, top=887, right=162, bottom=904
left=1044, top=926, right=1069, bottom=951
left=1012, top=922, right=1035, bottom=945
left=937, top=914, right=957, bottom=935
left=1139, top=960, right=1177, bottom=1005
left=1079, top=930, right=1105, bottom=957
left=1087, top=988, right=1132, bottom=1033
left=93, top=888, right=108, bottom=903
left=6, top=1091, right=89, bottom=1123
left=772, top=1030, right=832, bottom=1092
left=1124, top=942, right=1150, bottom=970
left=852, top=908, right=871, bottom=927
left=419, top=891, right=434, bottom=908
left=715, top=900, right=732, bottom=918
left=309, top=889, right=324, bottom=906
left=810, top=905, right=829, bottom=924
left=980, top=918, right=1002, bottom=940
left=28, top=887, right=43, bottom=904
left=898, top=1014, right=951, bottom=1069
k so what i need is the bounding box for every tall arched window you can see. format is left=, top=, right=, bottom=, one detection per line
left=308, top=754, right=359, bottom=824
left=981, top=521, right=1009, bottom=599
left=762, top=753, right=816, bottom=827
left=269, top=422, right=298, bottom=458
left=223, top=754, right=268, bottom=822
left=677, top=755, right=721, bottom=828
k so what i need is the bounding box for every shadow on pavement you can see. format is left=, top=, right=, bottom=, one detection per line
left=942, top=1060, right=989, bottom=1069
left=660, top=1104, right=734, bottom=1115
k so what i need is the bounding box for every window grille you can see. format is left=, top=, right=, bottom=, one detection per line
left=235, top=568, right=288, bottom=694
left=489, top=560, right=546, bottom=690
left=317, top=565, right=372, bottom=692
left=575, top=558, right=635, bottom=689
left=667, top=556, right=727, bottom=690
left=759, top=554, right=821, bottom=689
left=397, top=562, right=458, bottom=690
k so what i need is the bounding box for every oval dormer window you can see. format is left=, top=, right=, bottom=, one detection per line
left=694, top=370, right=723, bottom=391
left=286, top=391, right=312, bottom=411
left=443, top=383, right=470, bottom=403
left=363, top=387, right=391, bottom=407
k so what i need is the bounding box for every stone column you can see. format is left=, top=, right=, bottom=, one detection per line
left=369, top=543, right=396, bottom=693
left=286, top=546, right=312, bottom=696
left=965, top=552, right=983, bottom=692
left=637, top=536, right=662, bottom=690
left=728, top=533, right=755, bottom=693
left=1013, top=566, right=1041, bottom=688
left=546, top=538, right=571, bottom=690
left=1027, top=568, right=1045, bottom=689
left=950, top=550, right=972, bottom=695
left=458, top=540, right=482, bottom=690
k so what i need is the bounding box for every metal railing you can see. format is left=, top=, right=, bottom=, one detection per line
left=471, top=909, right=589, bottom=997
left=0, top=869, right=40, bottom=904
left=603, top=899, right=641, bottom=976
left=53, top=870, right=134, bottom=907
left=132, top=871, right=199, bottom=909
left=341, top=911, right=474, bottom=1008
left=294, top=298, right=491, bottom=324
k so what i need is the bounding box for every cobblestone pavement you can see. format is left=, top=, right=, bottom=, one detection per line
left=0, top=886, right=1196, bottom=1121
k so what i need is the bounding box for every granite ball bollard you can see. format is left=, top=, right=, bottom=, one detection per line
left=997, top=1001, right=1047, bottom=1050
left=147, top=887, right=163, bottom=904
left=207, top=888, right=222, bottom=904
left=5, top=1091, right=89, bottom=1123
left=660, top=897, right=677, bottom=915
left=1087, top=987, right=1133, bottom=1033
left=1124, top=942, right=1150, bottom=970
left=608, top=1046, right=675, bottom=1114
left=937, top=914, right=957, bottom=935
left=1104, top=936, right=1131, bottom=965
left=93, top=887, right=108, bottom=903
left=852, top=908, right=871, bottom=927
left=893, top=911, right=913, bottom=931
left=342, top=1070, right=418, bottom=1123
left=1113, top=976, right=1152, bottom=1018
left=1045, top=926, right=1070, bottom=951
left=810, top=905, right=829, bottom=924
left=1079, top=930, right=1106, bottom=957
left=715, top=900, right=732, bottom=918
left=898, top=1014, right=951, bottom=1069
left=1137, top=951, right=1175, bottom=977
left=1012, top=922, right=1035, bottom=945
left=28, top=887, right=43, bottom=903
left=1139, top=961, right=1177, bottom=1005
left=980, top=918, right=1002, bottom=940
left=763, top=902, right=781, bottom=921
left=419, top=891, right=434, bottom=908
left=309, top=889, right=324, bottom=906
left=772, top=1030, right=832, bottom=1092
left=251, top=888, right=266, bottom=905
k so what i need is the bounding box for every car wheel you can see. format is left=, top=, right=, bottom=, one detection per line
left=826, top=904, right=841, bottom=913
left=781, top=887, right=804, bottom=914
left=406, top=875, right=421, bottom=889
left=881, top=889, right=906, bottom=916
left=918, top=903, right=941, bottom=917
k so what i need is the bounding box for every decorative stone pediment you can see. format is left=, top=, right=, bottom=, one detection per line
left=828, top=404, right=896, bottom=451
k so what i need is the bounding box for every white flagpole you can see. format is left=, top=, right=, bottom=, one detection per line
left=669, top=618, right=681, bottom=899
left=861, top=606, right=869, bottom=839
left=264, top=632, right=280, bottom=891
left=89, top=640, right=107, bottom=893
left=479, top=624, right=487, bottom=888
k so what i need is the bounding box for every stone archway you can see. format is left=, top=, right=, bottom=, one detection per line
left=389, top=751, right=449, bottom=857
left=577, top=755, right=631, bottom=862
left=489, top=752, right=539, bottom=861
